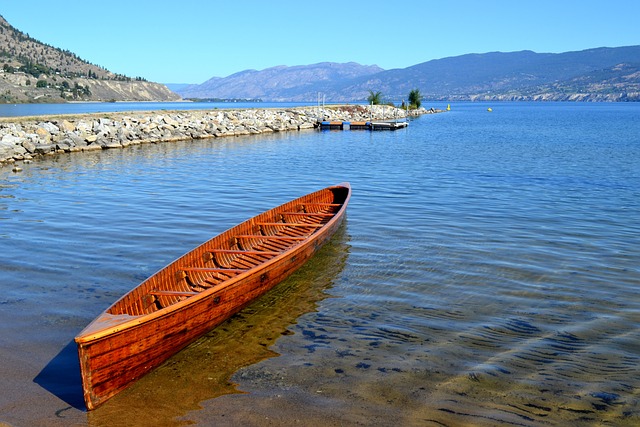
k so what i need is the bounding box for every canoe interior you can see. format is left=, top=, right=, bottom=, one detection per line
left=104, top=184, right=350, bottom=318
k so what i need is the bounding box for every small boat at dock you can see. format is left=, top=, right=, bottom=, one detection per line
left=316, top=120, right=408, bottom=131
left=75, top=183, right=351, bottom=410
left=368, top=121, right=408, bottom=130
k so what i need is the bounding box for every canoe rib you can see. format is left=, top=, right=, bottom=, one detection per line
left=75, top=183, right=351, bottom=410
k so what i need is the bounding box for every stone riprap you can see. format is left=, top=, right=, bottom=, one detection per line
left=0, top=105, right=431, bottom=167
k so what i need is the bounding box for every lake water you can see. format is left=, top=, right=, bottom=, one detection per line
left=0, top=101, right=321, bottom=117
left=1, top=102, right=639, bottom=426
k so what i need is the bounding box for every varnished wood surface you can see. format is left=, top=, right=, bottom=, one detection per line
left=75, top=183, right=350, bottom=410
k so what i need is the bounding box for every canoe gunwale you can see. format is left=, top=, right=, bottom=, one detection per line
left=76, top=237, right=313, bottom=342
left=74, top=183, right=350, bottom=410
left=74, top=183, right=350, bottom=343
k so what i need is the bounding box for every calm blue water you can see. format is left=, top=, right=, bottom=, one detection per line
left=1, top=102, right=639, bottom=426
left=0, top=101, right=324, bottom=117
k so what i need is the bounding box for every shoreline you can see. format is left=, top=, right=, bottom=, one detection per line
left=0, top=105, right=438, bottom=169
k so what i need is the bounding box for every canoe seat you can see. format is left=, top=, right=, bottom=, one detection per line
left=258, top=222, right=324, bottom=228
left=209, top=249, right=282, bottom=255
left=181, top=267, right=247, bottom=273
left=235, top=235, right=306, bottom=241
left=280, top=212, right=335, bottom=217
left=150, top=290, right=199, bottom=297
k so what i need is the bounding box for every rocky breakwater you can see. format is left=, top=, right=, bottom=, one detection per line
left=0, top=105, right=431, bottom=168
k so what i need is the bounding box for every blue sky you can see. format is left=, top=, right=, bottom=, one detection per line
left=2, top=1, right=638, bottom=84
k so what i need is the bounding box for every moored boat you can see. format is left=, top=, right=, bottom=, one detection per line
left=75, top=183, right=351, bottom=410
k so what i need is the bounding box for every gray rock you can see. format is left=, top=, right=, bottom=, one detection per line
left=0, top=146, right=14, bottom=161
left=1, top=134, right=23, bottom=145
left=56, top=141, right=72, bottom=152
left=58, top=120, right=76, bottom=132
left=33, top=144, right=54, bottom=154
left=70, top=134, right=88, bottom=147
left=21, top=140, right=36, bottom=153
left=38, top=122, right=60, bottom=134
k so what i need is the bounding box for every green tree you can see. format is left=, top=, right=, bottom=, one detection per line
left=408, top=89, right=422, bottom=109
left=367, top=90, right=383, bottom=105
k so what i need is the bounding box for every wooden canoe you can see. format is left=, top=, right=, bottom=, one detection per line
left=75, top=183, right=351, bottom=410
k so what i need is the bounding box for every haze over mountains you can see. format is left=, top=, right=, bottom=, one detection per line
left=176, top=46, right=640, bottom=103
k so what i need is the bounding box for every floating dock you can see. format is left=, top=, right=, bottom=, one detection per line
left=316, top=120, right=408, bottom=131
left=369, top=121, right=408, bottom=130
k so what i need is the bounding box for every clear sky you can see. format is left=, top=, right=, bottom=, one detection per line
left=1, top=0, right=638, bottom=84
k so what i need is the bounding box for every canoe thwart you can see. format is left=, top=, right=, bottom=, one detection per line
left=180, top=267, right=248, bottom=273
left=150, top=290, right=199, bottom=297
left=235, top=235, right=307, bottom=240
left=280, top=212, right=335, bottom=217
left=258, top=222, right=324, bottom=228
left=207, top=249, right=282, bottom=255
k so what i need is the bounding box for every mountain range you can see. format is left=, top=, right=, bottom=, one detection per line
left=1, top=12, right=638, bottom=104
left=176, top=46, right=640, bottom=103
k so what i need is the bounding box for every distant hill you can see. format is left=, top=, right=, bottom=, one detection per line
left=0, top=15, right=180, bottom=103
left=466, top=62, right=640, bottom=102
left=165, top=83, right=194, bottom=93
left=178, top=62, right=383, bottom=101
left=177, top=46, right=640, bottom=102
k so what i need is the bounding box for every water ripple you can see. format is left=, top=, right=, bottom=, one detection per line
left=2, top=102, right=640, bottom=426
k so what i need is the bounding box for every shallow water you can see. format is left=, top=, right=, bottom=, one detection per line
left=0, top=101, right=317, bottom=117
left=1, top=102, right=639, bottom=426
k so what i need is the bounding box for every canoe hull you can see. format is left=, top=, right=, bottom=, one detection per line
left=75, top=184, right=350, bottom=410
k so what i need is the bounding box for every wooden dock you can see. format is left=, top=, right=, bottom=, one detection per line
left=316, top=120, right=408, bottom=131
left=369, top=121, right=408, bottom=130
